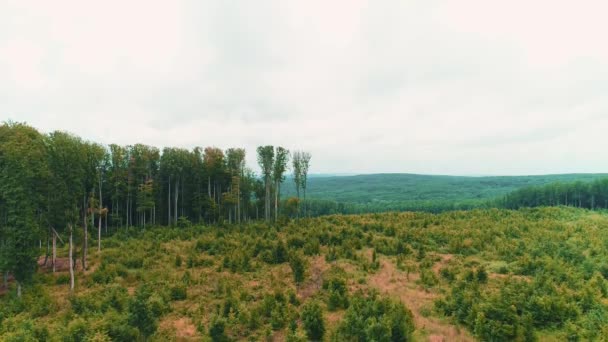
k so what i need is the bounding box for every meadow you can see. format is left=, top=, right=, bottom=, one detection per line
left=2, top=207, right=608, bottom=341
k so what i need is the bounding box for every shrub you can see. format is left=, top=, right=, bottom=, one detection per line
left=209, top=316, right=227, bottom=342
left=335, top=293, right=414, bottom=341
left=289, top=253, right=306, bottom=284
left=128, top=286, right=157, bottom=338
left=170, top=285, right=187, bottom=301
left=301, top=301, right=325, bottom=341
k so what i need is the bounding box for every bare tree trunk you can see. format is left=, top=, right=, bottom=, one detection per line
left=83, top=196, right=88, bottom=271
left=303, top=188, right=307, bottom=217
left=69, top=224, right=74, bottom=292
left=98, top=173, right=102, bottom=252
left=168, top=176, right=171, bottom=225
left=17, top=282, right=21, bottom=298
left=174, top=179, right=179, bottom=224
left=52, top=234, right=57, bottom=273
left=275, top=181, right=279, bottom=222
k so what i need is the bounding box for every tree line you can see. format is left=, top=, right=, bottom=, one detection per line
left=0, top=122, right=311, bottom=296
left=501, top=178, right=608, bottom=210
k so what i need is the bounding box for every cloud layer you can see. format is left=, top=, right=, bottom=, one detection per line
left=2, top=0, right=607, bottom=175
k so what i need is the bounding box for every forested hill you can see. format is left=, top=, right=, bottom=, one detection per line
left=282, top=173, right=608, bottom=215
left=283, top=173, right=608, bottom=203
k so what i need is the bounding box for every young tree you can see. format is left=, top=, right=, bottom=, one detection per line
left=302, top=301, right=325, bottom=341
left=257, top=146, right=274, bottom=221
left=273, top=147, right=290, bottom=222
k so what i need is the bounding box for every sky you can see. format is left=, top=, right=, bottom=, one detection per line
left=1, top=0, right=607, bottom=175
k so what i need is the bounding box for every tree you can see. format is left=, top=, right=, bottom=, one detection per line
left=292, top=151, right=303, bottom=217
left=226, top=148, right=246, bottom=223
left=300, top=152, right=311, bottom=217
left=0, top=122, right=48, bottom=297
left=128, top=285, right=157, bottom=339
left=301, top=301, right=325, bottom=341
left=257, top=146, right=274, bottom=221
left=273, top=147, right=290, bottom=222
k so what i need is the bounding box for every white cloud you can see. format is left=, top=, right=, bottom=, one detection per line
left=1, top=0, right=607, bottom=175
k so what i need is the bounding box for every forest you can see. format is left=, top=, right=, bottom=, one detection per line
left=3, top=122, right=608, bottom=341
left=284, top=173, right=608, bottom=216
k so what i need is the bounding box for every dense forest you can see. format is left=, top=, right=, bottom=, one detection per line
left=502, top=178, right=608, bottom=210
left=284, top=173, right=608, bottom=215
left=0, top=122, right=311, bottom=297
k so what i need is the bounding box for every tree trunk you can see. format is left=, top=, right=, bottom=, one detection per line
left=174, top=179, right=179, bottom=224
left=275, top=181, right=279, bottom=222
left=69, top=224, right=74, bottom=292
left=17, top=282, right=21, bottom=298
left=52, top=233, right=57, bottom=273
left=98, top=173, right=102, bottom=252
left=83, top=197, right=88, bottom=271
left=168, top=176, right=171, bottom=225
left=303, top=188, right=307, bottom=217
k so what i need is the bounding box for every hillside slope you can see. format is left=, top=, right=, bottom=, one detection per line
left=283, top=173, right=608, bottom=204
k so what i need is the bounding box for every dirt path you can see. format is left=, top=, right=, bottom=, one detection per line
left=368, top=258, right=474, bottom=342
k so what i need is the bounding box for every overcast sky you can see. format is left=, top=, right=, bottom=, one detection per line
left=2, top=0, right=607, bottom=175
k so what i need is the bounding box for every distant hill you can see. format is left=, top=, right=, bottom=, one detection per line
left=282, top=173, right=608, bottom=204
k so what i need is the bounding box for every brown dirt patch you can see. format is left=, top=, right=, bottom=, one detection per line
left=432, top=254, right=454, bottom=275
left=298, top=255, right=330, bottom=300
left=38, top=256, right=72, bottom=272
left=159, top=317, right=199, bottom=340
left=368, top=258, right=474, bottom=342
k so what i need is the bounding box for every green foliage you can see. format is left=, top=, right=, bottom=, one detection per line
left=282, top=173, right=608, bottom=215
left=301, top=301, right=325, bottom=341
left=128, top=285, right=158, bottom=338
left=209, top=316, right=228, bottom=342
left=289, top=252, right=306, bottom=284
left=335, top=292, right=414, bottom=341
left=170, top=284, right=188, bottom=301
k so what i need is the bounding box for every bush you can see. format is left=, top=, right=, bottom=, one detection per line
left=128, top=286, right=158, bottom=338
left=301, top=301, right=325, bottom=341
left=170, top=285, right=187, bottom=301
left=209, top=316, right=228, bottom=342
left=335, top=293, right=414, bottom=341
left=289, top=253, right=306, bottom=284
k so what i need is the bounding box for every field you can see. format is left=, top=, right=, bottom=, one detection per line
left=2, top=207, right=608, bottom=341
left=283, top=173, right=608, bottom=214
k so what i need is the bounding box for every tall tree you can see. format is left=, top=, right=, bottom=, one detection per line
left=226, top=148, right=246, bottom=223
left=291, top=151, right=303, bottom=217
left=257, top=146, right=274, bottom=221
left=300, top=152, right=311, bottom=217
left=273, top=147, right=290, bottom=222
left=0, top=122, right=49, bottom=297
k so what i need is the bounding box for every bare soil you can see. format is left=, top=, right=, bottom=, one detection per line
left=368, top=257, right=474, bottom=342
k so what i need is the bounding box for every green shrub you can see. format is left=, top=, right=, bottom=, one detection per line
left=170, top=285, right=187, bottom=301
left=335, top=293, right=414, bottom=341
left=289, top=253, right=306, bottom=284
left=301, top=301, right=325, bottom=341
left=209, top=316, right=227, bottom=342
left=128, top=286, right=158, bottom=338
